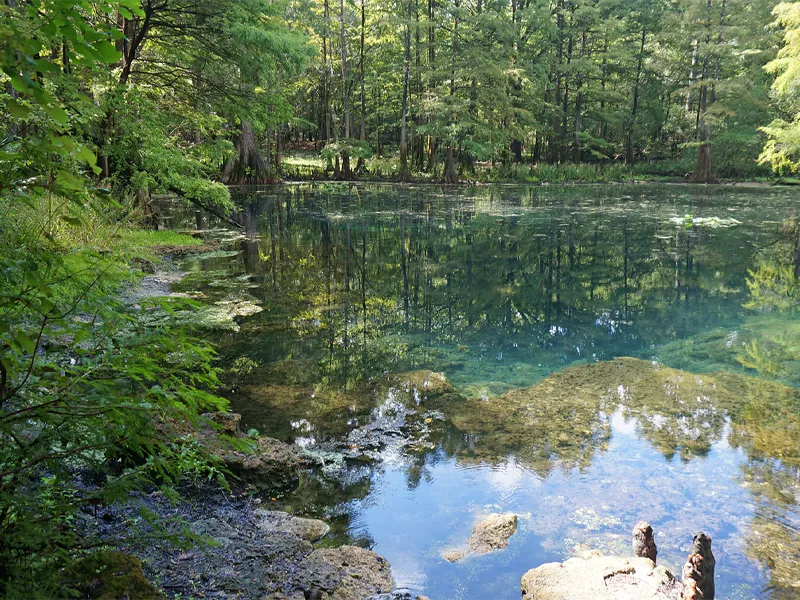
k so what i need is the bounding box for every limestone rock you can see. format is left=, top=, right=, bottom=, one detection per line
left=224, top=436, right=301, bottom=491
left=298, top=545, right=394, bottom=600
left=632, top=520, right=658, bottom=563
left=365, top=590, right=431, bottom=600
left=521, top=555, right=684, bottom=600
left=254, top=509, right=330, bottom=541
left=442, top=513, right=518, bottom=561
left=201, top=411, right=242, bottom=436
left=155, top=411, right=300, bottom=491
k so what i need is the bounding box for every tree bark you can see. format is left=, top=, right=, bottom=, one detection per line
left=340, top=0, right=350, bottom=139
left=571, top=30, right=586, bottom=164
left=693, top=0, right=713, bottom=183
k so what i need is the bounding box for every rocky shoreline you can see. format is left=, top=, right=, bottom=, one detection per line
left=75, top=478, right=394, bottom=599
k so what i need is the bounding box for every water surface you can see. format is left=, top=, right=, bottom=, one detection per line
left=173, top=184, right=800, bottom=599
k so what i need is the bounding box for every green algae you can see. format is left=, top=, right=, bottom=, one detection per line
left=441, top=357, right=800, bottom=470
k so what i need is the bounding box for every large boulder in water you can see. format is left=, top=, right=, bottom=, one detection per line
left=521, top=554, right=684, bottom=600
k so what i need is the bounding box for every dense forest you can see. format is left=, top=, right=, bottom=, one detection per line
left=3, top=0, right=800, bottom=597
left=6, top=0, right=800, bottom=197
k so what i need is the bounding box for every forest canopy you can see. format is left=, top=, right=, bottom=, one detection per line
left=4, top=0, right=800, bottom=192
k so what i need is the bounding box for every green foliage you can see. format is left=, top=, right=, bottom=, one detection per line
left=123, top=230, right=204, bottom=249
left=0, top=228, right=230, bottom=594
left=321, top=139, right=374, bottom=161
left=760, top=3, right=800, bottom=174
left=745, top=264, right=799, bottom=310
left=0, top=2, right=238, bottom=595
left=102, top=87, right=233, bottom=212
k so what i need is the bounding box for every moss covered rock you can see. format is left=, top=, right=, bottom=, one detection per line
left=62, top=551, right=164, bottom=599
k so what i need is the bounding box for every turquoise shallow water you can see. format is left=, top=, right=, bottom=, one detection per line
left=172, top=183, right=800, bottom=599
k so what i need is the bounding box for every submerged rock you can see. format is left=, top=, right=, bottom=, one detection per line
left=521, top=555, right=683, bottom=600
left=387, top=370, right=454, bottom=401
left=444, top=357, right=800, bottom=471
left=442, top=513, right=518, bottom=561
left=366, top=590, right=431, bottom=600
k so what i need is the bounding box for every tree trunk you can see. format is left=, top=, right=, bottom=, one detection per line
left=324, top=0, right=332, bottom=143
left=398, top=0, right=413, bottom=181
left=341, top=151, right=352, bottom=179
left=686, top=38, right=698, bottom=114
left=357, top=0, right=367, bottom=173
left=625, top=27, right=646, bottom=165
left=340, top=0, right=350, bottom=139
left=571, top=30, right=586, bottom=164
left=560, top=32, right=573, bottom=164
left=443, top=147, right=457, bottom=183
left=694, top=0, right=714, bottom=183
left=222, top=121, right=271, bottom=185
left=511, top=139, right=523, bottom=162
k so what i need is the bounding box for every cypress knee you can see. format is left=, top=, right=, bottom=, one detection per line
left=631, top=521, right=657, bottom=563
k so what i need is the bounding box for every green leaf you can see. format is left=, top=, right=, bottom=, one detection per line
left=75, top=145, right=98, bottom=168
left=55, top=169, right=85, bottom=191
left=95, top=41, right=122, bottom=64
left=6, top=98, right=30, bottom=118
left=32, top=87, right=54, bottom=107
left=10, top=75, right=27, bottom=93
left=14, top=331, right=36, bottom=354
left=47, top=106, right=70, bottom=126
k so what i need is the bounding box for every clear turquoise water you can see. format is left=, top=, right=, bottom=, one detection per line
left=174, top=184, right=800, bottom=599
